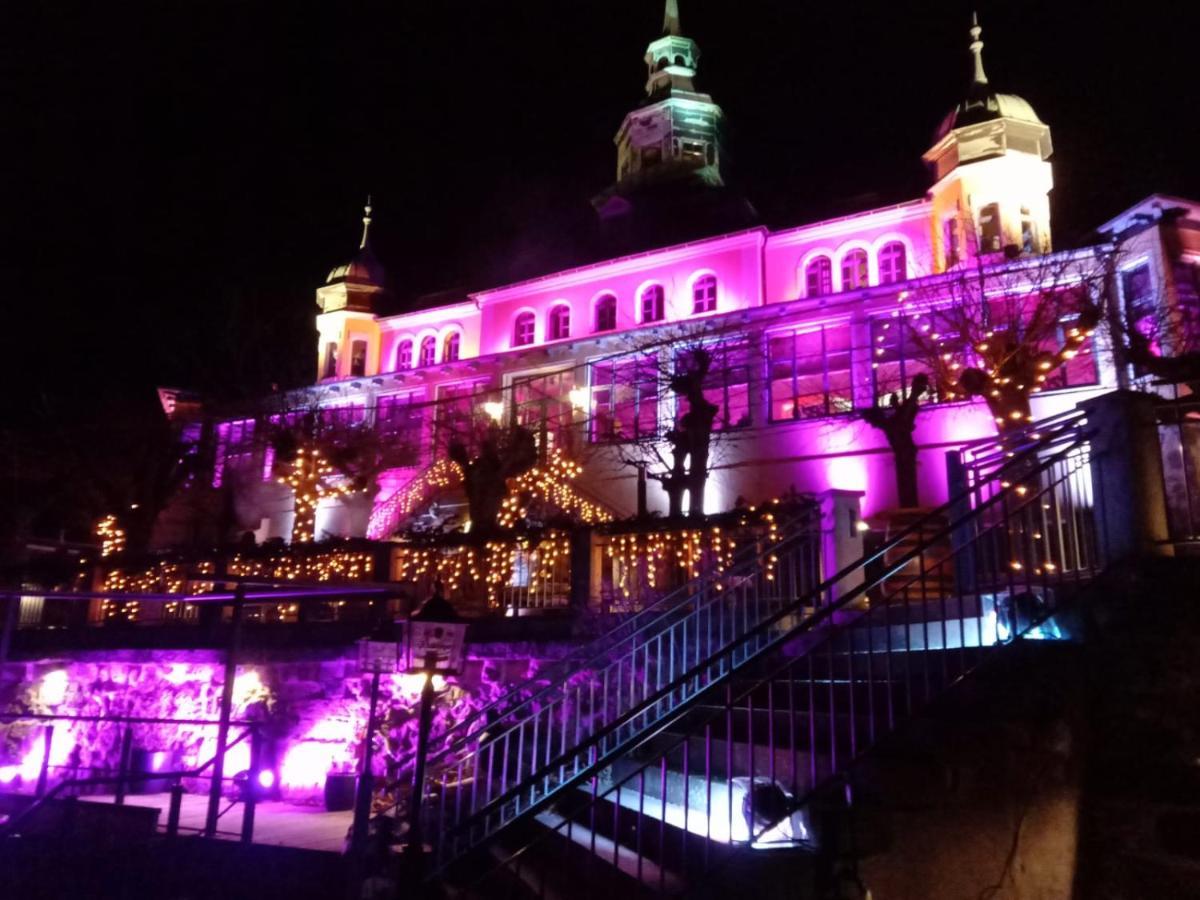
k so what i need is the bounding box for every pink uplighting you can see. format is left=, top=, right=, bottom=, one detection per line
left=257, top=769, right=276, bottom=789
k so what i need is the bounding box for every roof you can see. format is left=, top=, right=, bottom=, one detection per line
left=934, top=86, right=1043, bottom=142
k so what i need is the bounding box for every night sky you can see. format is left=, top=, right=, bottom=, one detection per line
left=5, top=1, right=1199, bottom=420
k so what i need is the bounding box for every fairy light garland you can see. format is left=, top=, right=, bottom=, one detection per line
left=95, top=515, right=126, bottom=558
left=498, top=446, right=612, bottom=529
left=277, top=446, right=359, bottom=543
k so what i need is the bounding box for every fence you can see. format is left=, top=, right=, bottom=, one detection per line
left=1154, top=387, right=1200, bottom=545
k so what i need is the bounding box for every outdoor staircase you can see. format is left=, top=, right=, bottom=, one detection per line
left=406, top=410, right=1101, bottom=896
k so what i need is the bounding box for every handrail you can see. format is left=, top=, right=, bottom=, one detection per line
left=429, top=426, right=1094, bottom=863
left=454, top=428, right=1097, bottom=884
left=390, top=500, right=824, bottom=779
left=0, top=727, right=253, bottom=838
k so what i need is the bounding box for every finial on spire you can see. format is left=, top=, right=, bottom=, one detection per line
left=969, top=12, right=988, bottom=85
left=663, top=0, right=681, bottom=36
left=359, top=194, right=373, bottom=250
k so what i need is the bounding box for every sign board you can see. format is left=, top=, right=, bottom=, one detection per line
left=400, top=619, right=467, bottom=675
left=358, top=639, right=399, bottom=674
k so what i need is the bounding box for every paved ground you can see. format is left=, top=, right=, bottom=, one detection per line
left=89, top=790, right=354, bottom=853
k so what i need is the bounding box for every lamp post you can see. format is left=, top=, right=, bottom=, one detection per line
left=351, top=629, right=399, bottom=855
left=401, top=592, right=467, bottom=877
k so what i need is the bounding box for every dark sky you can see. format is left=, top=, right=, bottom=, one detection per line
left=5, top=1, right=1198, bottom=419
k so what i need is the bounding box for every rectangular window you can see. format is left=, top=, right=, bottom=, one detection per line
left=943, top=218, right=960, bottom=267
left=323, top=342, right=339, bottom=378
left=590, top=357, right=659, bottom=442
left=377, top=392, right=424, bottom=467
left=1122, top=263, right=1158, bottom=355
left=1040, top=317, right=1099, bottom=390
left=870, top=312, right=964, bottom=405
left=350, top=340, right=368, bottom=377
left=436, top=381, right=489, bottom=448
left=768, top=325, right=854, bottom=421
left=513, top=369, right=577, bottom=450
left=1020, top=207, right=1037, bottom=254
left=978, top=203, right=1002, bottom=253
left=675, top=341, right=753, bottom=432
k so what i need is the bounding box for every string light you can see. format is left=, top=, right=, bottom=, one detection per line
left=277, top=446, right=359, bottom=543
left=95, top=515, right=126, bottom=558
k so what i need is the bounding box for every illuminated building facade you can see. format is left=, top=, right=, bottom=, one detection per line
left=217, top=8, right=1200, bottom=544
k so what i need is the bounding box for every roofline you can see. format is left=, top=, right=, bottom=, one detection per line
left=767, top=198, right=929, bottom=247
left=471, top=227, right=768, bottom=302
left=1096, top=193, right=1200, bottom=234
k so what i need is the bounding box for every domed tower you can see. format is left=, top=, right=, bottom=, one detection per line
left=612, top=0, right=724, bottom=191
left=923, top=14, right=1054, bottom=271
left=315, top=198, right=385, bottom=381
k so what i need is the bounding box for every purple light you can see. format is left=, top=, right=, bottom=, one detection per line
left=0, top=765, right=18, bottom=784
left=257, top=769, right=276, bottom=790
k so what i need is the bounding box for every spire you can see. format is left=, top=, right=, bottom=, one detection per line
left=359, top=195, right=373, bottom=250
left=969, top=12, right=988, bottom=85
left=663, top=0, right=681, bottom=36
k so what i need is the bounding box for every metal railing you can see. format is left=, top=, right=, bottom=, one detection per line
left=402, top=502, right=823, bottom=865
left=0, top=711, right=264, bottom=843
left=457, top=421, right=1100, bottom=893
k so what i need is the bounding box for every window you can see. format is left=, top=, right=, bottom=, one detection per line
left=640, top=285, right=665, bottom=323
left=590, top=357, right=659, bottom=442
left=442, top=332, right=460, bottom=363
left=395, top=339, right=413, bottom=371
left=681, top=141, right=706, bottom=165
left=979, top=203, right=1002, bottom=253
left=878, top=242, right=907, bottom=285
left=513, top=368, right=576, bottom=447
left=1021, top=207, right=1038, bottom=254
left=418, top=335, right=437, bottom=367
left=436, top=381, right=487, bottom=448
left=943, top=218, right=961, bottom=268
left=377, top=393, right=424, bottom=467
left=322, top=342, right=339, bottom=378
left=841, top=249, right=869, bottom=290
left=870, top=311, right=964, bottom=405
left=594, top=294, right=617, bottom=332
left=513, top=312, right=536, bottom=347
left=1041, top=316, right=1099, bottom=390
left=548, top=304, right=571, bottom=340
left=805, top=256, right=833, bottom=298
left=350, top=340, right=367, bottom=377
left=1122, top=263, right=1158, bottom=358
left=768, top=325, right=854, bottom=421
left=692, top=275, right=717, bottom=314
left=675, top=342, right=753, bottom=431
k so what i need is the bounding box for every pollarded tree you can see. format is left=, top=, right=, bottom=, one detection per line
left=599, top=325, right=755, bottom=519
left=897, top=249, right=1106, bottom=434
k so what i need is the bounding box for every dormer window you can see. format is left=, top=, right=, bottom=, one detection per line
left=641, top=285, right=665, bottom=323
left=418, top=335, right=437, bottom=367
left=841, top=250, right=869, bottom=290
left=878, top=242, right=907, bottom=285
left=805, top=257, right=832, bottom=298
left=514, top=312, right=536, bottom=347
left=549, top=304, right=571, bottom=340
left=594, top=294, right=617, bottom=333
left=692, top=275, right=717, bottom=314
left=443, top=332, right=460, bottom=363
left=350, top=340, right=367, bottom=377
left=395, top=339, right=413, bottom=371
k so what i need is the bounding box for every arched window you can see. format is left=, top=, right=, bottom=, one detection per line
left=878, top=242, right=907, bottom=285
left=418, top=335, right=437, bottom=367
left=513, top=312, right=535, bottom=347
left=641, top=284, right=665, bottom=323
left=442, top=332, right=460, bottom=363
left=692, top=275, right=717, bottom=314
left=394, top=339, right=413, bottom=371
left=805, top=256, right=832, bottom=297
left=548, top=304, right=571, bottom=340
left=594, top=294, right=617, bottom=332
left=841, top=249, right=869, bottom=290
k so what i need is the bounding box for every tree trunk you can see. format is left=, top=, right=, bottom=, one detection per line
left=892, top=439, right=920, bottom=509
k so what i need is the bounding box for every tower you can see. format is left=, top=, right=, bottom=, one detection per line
left=315, top=198, right=385, bottom=381
left=612, top=0, right=724, bottom=191
left=923, top=14, right=1054, bottom=270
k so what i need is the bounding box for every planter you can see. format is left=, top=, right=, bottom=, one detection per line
left=324, top=772, right=357, bottom=811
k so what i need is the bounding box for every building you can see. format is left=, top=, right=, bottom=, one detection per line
left=189, top=6, right=1199, bottom=547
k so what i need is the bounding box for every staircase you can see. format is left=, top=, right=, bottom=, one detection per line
left=414, top=411, right=1101, bottom=896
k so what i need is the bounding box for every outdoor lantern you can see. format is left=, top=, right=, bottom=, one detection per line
left=357, top=634, right=400, bottom=675
left=400, top=593, right=468, bottom=676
